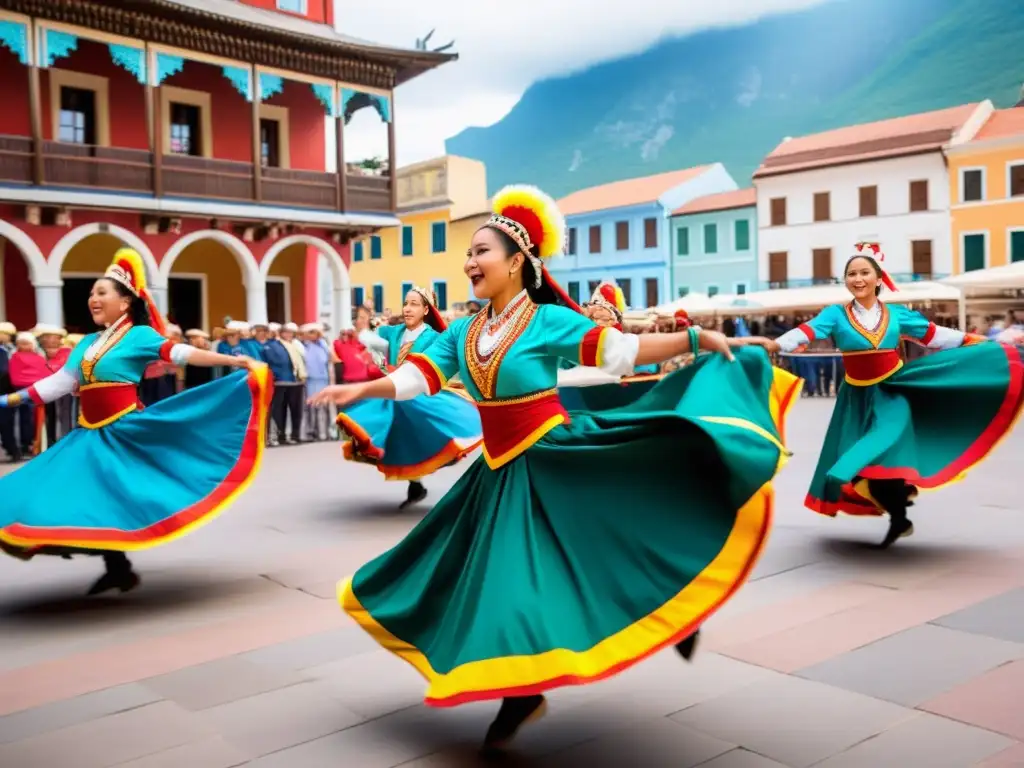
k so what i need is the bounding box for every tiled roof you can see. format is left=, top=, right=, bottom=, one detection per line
left=672, top=187, right=756, bottom=216
left=557, top=166, right=712, bottom=216
left=150, top=0, right=455, bottom=83
left=973, top=108, right=1024, bottom=141
left=754, top=103, right=980, bottom=178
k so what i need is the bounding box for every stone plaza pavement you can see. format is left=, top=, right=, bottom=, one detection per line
left=1, top=397, right=1024, bottom=767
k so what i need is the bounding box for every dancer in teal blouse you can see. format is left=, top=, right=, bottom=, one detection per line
left=337, top=287, right=482, bottom=509
left=742, top=243, right=1024, bottom=548
left=0, top=249, right=269, bottom=595
left=311, top=185, right=801, bottom=752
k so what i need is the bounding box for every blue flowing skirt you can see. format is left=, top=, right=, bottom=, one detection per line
left=337, top=390, right=482, bottom=480
left=0, top=367, right=271, bottom=556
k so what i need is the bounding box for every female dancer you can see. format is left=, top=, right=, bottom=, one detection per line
left=312, top=185, right=801, bottom=751
left=743, top=243, right=1023, bottom=548
left=337, top=286, right=483, bottom=509
left=0, top=249, right=270, bottom=595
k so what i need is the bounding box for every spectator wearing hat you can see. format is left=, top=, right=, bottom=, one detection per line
left=255, top=321, right=301, bottom=446
left=183, top=329, right=214, bottom=389
left=0, top=323, right=18, bottom=460
left=277, top=322, right=308, bottom=441
left=34, top=325, right=73, bottom=444
left=0, top=321, right=15, bottom=356
left=301, top=322, right=334, bottom=440
left=8, top=332, right=46, bottom=456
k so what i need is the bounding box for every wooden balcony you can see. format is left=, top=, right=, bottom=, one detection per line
left=0, top=135, right=392, bottom=215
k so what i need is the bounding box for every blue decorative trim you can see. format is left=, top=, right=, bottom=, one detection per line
left=108, top=44, right=146, bottom=84
left=311, top=83, right=335, bottom=117
left=221, top=65, right=252, bottom=101
left=0, top=20, right=28, bottom=65
left=44, top=29, right=78, bottom=67
left=341, top=87, right=391, bottom=123
left=258, top=73, right=283, bottom=101
left=155, top=53, right=185, bottom=84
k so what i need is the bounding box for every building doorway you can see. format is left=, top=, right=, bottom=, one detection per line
left=61, top=276, right=98, bottom=333
left=168, top=275, right=204, bottom=330
left=266, top=277, right=290, bottom=323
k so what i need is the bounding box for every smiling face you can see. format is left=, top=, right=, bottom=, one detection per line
left=89, top=278, right=131, bottom=327
left=589, top=304, right=617, bottom=327
left=403, top=291, right=429, bottom=328
left=844, top=256, right=881, bottom=302
left=465, top=226, right=522, bottom=301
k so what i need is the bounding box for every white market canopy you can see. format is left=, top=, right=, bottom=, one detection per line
left=941, top=262, right=1024, bottom=293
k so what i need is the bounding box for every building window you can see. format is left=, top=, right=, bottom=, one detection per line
left=432, top=281, right=448, bottom=311
left=353, top=242, right=364, bottom=262
left=768, top=251, right=788, bottom=286
left=567, top=227, right=577, bottom=255
left=644, top=278, right=658, bottom=308
left=812, top=248, right=832, bottom=284
left=370, top=236, right=382, bottom=260
left=963, top=233, right=986, bottom=272
left=372, top=284, right=384, bottom=313
left=911, top=240, right=933, bottom=278
left=588, top=279, right=601, bottom=296
left=703, top=223, right=718, bottom=254
left=961, top=168, right=984, bottom=202
left=431, top=221, right=447, bottom=253
left=618, top=278, right=632, bottom=307
left=1011, top=230, right=1024, bottom=263
left=909, top=179, right=929, bottom=212
left=401, top=226, right=414, bottom=256
left=169, top=102, right=201, bottom=156
left=644, top=217, right=658, bottom=248
left=567, top=281, right=580, bottom=304
left=678, top=286, right=689, bottom=298
left=676, top=227, right=689, bottom=256
left=259, top=118, right=280, bottom=167
left=735, top=283, right=748, bottom=295
left=707, top=285, right=719, bottom=298
left=401, top=281, right=413, bottom=299
left=859, top=185, right=878, bottom=217
left=276, top=0, right=307, bottom=13
left=58, top=87, right=96, bottom=145
left=769, top=197, right=787, bottom=227
left=1010, top=163, right=1024, bottom=197
left=734, top=219, right=751, bottom=252
left=615, top=221, right=629, bottom=250
left=352, top=286, right=364, bottom=307
left=589, top=225, right=601, bottom=253
left=813, top=192, right=830, bottom=222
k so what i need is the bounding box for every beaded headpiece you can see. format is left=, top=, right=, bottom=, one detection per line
left=104, top=248, right=167, bottom=335
left=587, top=281, right=626, bottom=323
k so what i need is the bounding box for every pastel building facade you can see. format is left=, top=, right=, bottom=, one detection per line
left=549, top=165, right=739, bottom=309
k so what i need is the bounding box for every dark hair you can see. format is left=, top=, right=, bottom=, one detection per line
left=843, top=254, right=884, bottom=296
left=103, top=277, right=151, bottom=327
left=483, top=225, right=561, bottom=306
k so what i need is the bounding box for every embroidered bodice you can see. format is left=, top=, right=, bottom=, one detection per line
left=369, top=323, right=438, bottom=367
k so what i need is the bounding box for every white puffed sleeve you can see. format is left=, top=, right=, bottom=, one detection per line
left=388, top=363, right=430, bottom=401
left=31, top=369, right=78, bottom=403
left=169, top=343, right=195, bottom=366
left=775, top=327, right=812, bottom=353
left=358, top=330, right=390, bottom=354
left=597, top=330, right=640, bottom=377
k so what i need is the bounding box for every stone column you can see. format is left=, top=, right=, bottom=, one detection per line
left=34, top=282, right=64, bottom=326
left=334, top=286, right=352, bottom=331
left=245, top=277, right=268, bottom=325
left=148, top=285, right=169, bottom=317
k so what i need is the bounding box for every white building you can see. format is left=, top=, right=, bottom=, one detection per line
left=753, top=102, right=993, bottom=288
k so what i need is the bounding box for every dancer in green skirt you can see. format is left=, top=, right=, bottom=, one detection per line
left=743, top=242, right=1024, bottom=548
left=312, top=184, right=801, bottom=751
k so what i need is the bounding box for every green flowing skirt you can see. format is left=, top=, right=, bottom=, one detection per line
left=339, top=348, right=801, bottom=707
left=807, top=342, right=1024, bottom=517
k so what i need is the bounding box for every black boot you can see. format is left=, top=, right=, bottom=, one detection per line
left=87, top=552, right=141, bottom=596
left=399, top=481, right=428, bottom=510
left=675, top=629, right=701, bottom=661
left=482, top=695, right=547, bottom=753
left=870, top=480, right=914, bottom=549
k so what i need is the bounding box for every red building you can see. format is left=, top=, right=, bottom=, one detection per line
left=0, top=0, right=454, bottom=332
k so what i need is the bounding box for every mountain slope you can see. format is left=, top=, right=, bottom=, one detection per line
left=446, top=0, right=1024, bottom=197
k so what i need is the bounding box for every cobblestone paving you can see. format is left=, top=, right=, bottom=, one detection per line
left=1, top=398, right=1022, bottom=767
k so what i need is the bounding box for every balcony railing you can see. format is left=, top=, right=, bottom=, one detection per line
left=0, top=136, right=392, bottom=214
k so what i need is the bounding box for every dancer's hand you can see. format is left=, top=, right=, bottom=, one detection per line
left=698, top=330, right=735, bottom=362
left=732, top=336, right=782, bottom=353
left=234, top=356, right=261, bottom=371
left=309, top=383, right=363, bottom=407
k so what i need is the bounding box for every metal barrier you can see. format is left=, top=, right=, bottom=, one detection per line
left=777, top=351, right=842, bottom=398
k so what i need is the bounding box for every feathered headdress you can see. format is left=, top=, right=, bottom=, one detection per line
left=854, top=241, right=897, bottom=293
left=588, top=281, right=626, bottom=326
left=104, top=248, right=167, bottom=334
left=486, top=184, right=581, bottom=312
left=405, top=284, right=447, bottom=332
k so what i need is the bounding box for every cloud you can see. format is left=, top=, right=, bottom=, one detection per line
left=334, top=0, right=832, bottom=165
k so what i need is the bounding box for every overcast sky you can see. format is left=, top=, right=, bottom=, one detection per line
left=333, top=0, right=832, bottom=166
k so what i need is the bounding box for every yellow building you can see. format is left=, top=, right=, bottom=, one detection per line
left=348, top=155, right=489, bottom=313
left=948, top=108, right=1024, bottom=273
